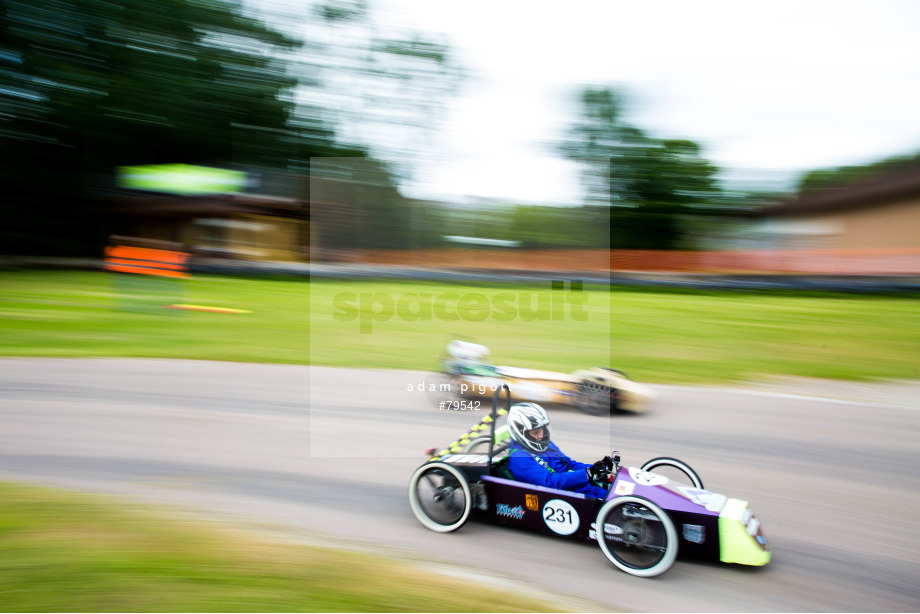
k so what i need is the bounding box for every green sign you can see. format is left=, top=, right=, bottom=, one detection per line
left=118, top=164, right=247, bottom=195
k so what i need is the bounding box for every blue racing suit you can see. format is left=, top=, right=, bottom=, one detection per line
left=506, top=440, right=608, bottom=499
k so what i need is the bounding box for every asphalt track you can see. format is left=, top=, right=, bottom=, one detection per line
left=1, top=358, right=918, bottom=612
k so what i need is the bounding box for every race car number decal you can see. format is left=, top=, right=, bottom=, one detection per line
left=627, top=467, right=669, bottom=486
left=543, top=499, right=579, bottom=535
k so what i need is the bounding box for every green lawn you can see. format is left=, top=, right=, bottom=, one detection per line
left=0, top=481, right=556, bottom=613
left=2, top=270, right=919, bottom=383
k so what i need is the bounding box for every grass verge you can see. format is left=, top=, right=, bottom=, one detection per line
left=1, top=270, right=919, bottom=383
left=0, top=481, right=557, bottom=612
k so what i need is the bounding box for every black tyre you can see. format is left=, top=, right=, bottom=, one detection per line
left=600, top=366, right=629, bottom=378
left=595, top=495, right=678, bottom=577
left=576, top=380, right=617, bottom=416
left=640, top=457, right=704, bottom=489
left=408, top=462, right=472, bottom=532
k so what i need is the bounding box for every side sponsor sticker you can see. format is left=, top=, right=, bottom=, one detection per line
left=613, top=480, right=635, bottom=496
left=496, top=503, right=525, bottom=520
left=525, top=494, right=539, bottom=511
left=678, top=486, right=728, bottom=513
left=439, top=454, right=489, bottom=464
left=589, top=522, right=624, bottom=540
left=683, top=524, right=706, bottom=544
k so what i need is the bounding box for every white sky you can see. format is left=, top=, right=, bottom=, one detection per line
left=368, top=0, right=920, bottom=204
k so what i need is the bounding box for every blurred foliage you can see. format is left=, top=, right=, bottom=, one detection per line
left=508, top=205, right=608, bottom=248
left=310, top=158, right=450, bottom=250
left=0, top=0, right=464, bottom=256
left=558, top=87, right=724, bottom=249
left=299, top=0, right=463, bottom=181
left=432, top=202, right=609, bottom=249
left=298, top=1, right=463, bottom=252
left=0, top=0, right=325, bottom=255
left=795, top=149, right=920, bottom=194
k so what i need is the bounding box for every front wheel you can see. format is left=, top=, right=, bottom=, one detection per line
left=595, top=495, right=678, bottom=577
left=640, top=457, right=704, bottom=489
left=408, top=462, right=472, bottom=532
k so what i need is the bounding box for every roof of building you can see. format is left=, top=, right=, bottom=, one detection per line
left=758, top=163, right=920, bottom=218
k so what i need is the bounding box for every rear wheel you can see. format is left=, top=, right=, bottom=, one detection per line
left=576, top=380, right=616, bottom=416
left=408, top=462, right=472, bottom=532
left=462, top=436, right=492, bottom=454
left=595, top=495, right=678, bottom=577
left=640, top=457, right=704, bottom=489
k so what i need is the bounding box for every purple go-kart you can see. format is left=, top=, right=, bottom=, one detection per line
left=409, top=385, right=770, bottom=577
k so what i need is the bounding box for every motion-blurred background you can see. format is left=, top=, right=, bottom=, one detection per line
left=3, top=0, right=920, bottom=274
left=3, top=4, right=920, bottom=610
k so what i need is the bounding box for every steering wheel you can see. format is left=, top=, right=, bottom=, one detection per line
left=589, top=451, right=621, bottom=489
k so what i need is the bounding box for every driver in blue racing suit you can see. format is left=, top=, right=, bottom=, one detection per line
left=505, top=402, right=610, bottom=499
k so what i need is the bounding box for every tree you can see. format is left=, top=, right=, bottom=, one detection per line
left=558, top=86, right=722, bottom=249
left=796, top=150, right=920, bottom=194
left=264, top=0, right=465, bottom=250
left=299, top=0, right=464, bottom=181
left=0, top=0, right=465, bottom=255
left=0, top=0, right=327, bottom=254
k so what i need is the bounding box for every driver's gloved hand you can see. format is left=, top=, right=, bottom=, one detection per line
left=587, top=461, right=610, bottom=486
left=601, top=455, right=615, bottom=471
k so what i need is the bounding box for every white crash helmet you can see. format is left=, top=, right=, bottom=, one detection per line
left=446, top=340, right=490, bottom=361
left=507, top=402, right=552, bottom=453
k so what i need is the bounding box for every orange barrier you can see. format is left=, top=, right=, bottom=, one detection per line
left=349, top=249, right=612, bottom=272
left=105, top=245, right=189, bottom=279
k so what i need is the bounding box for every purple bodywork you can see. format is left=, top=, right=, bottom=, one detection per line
left=446, top=460, right=724, bottom=560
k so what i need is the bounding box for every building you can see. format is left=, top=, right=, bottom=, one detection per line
left=99, top=165, right=309, bottom=262
left=754, top=163, right=920, bottom=250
